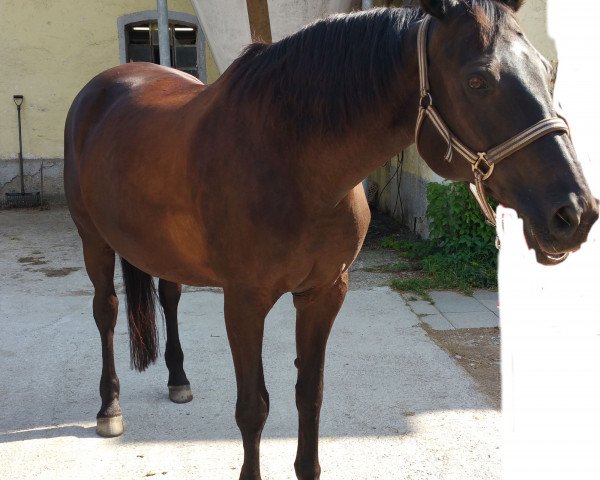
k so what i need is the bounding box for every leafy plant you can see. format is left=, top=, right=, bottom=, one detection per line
left=383, top=182, right=498, bottom=295
left=426, top=182, right=497, bottom=263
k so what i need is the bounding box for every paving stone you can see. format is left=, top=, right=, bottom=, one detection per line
left=473, top=290, right=500, bottom=315
left=420, top=314, right=456, bottom=330
left=444, top=311, right=500, bottom=329
left=429, top=290, right=489, bottom=314
left=408, top=300, right=439, bottom=316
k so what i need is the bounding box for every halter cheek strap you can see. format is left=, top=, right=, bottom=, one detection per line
left=414, top=16, right=571, bottom=227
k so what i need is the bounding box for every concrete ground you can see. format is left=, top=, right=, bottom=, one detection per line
left=0, top=207, right=500, bottom=480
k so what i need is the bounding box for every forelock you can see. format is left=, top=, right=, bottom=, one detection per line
left=462, top=0, right=512, bottom=49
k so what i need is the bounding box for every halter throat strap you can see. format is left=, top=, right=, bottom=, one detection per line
left=414, top=16, right=570, bottom=227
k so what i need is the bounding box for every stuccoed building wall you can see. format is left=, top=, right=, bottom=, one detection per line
left=0, top=0, right=217, bottom=200
left=369, top=0, right=555, bottom=238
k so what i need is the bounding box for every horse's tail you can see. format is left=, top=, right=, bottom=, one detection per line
left=120, top=258, right=159, bottom=372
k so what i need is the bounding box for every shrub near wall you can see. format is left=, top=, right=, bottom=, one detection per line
left=424, top=182, right=498, bottom=290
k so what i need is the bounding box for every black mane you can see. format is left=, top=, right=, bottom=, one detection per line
left=222, top=7, right=424, bottom=136
left=219, top=2, right=512, bottom=137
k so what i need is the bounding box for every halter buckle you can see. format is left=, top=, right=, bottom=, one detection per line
left=472, top=152, right=494, bottom=181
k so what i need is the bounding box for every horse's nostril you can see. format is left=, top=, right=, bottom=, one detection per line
left=552, top=205, right=580, bottom=238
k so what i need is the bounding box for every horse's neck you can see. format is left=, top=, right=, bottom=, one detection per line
left=207, top=15, right=423, bottom=207
left=302, top=26, right=422, bottom=205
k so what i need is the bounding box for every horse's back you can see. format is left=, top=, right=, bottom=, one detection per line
left=65, top=62, right=206, bottom=184
left=65, top=62, right=205, bottom=161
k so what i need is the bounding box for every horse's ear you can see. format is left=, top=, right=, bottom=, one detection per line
left=498, top=0, right=525, bottom=11
left=419, top=0, right=458, bottom=20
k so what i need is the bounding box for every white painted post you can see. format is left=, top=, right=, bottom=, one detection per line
left=501, top=1, right=600, bottom=477
left=157, top=0, right=171, bottom=67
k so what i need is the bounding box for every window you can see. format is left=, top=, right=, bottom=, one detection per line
left=125, top=21, right=199, bottom=77
left=118, top=11, right=207, bottom=82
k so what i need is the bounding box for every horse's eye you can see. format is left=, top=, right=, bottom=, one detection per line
left=468, top=75, right=487, bottom=90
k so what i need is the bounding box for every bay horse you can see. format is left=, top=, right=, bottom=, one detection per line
left=64, top=0, right=598, bottom=478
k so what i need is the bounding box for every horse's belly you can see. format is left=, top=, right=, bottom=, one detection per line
left=83, top=182, right=221, bottom=286
left=104, top=220, right=220, bottom=287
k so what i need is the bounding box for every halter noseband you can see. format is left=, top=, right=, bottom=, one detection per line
left=414, top=16, right=571, bottom=227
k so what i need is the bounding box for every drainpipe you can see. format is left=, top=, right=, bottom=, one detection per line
left=157, top=0, right=171, bottom=66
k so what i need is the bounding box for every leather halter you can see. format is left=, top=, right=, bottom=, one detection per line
left=414, top=16, right=571, bottom=227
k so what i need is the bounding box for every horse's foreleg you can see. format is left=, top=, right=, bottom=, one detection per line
left=82, top=238, right=123, bottom=437
left=158, top=279, right=192, bottom=403
left=293, top=272, right=349, bottom=480
left=224, top=288, right=274, bottom=480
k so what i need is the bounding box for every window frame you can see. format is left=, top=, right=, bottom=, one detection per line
left=117, top=10, right=207, bottom=82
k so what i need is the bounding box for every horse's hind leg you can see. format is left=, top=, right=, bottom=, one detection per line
left=224, top=287, right=276, bottom=480
left=293, top=272, right=348, bottom=480
left=80, top=234, right=123, bottom=437
left=158, top=279, right=193, bottom=403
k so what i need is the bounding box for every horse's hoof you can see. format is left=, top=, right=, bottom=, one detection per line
left=96, top=415, right=124, bottom=437
left=169, top=384, right=193, bottom=403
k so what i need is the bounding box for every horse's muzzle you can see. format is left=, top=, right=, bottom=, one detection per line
left=528, top=195, right=599, bottom=265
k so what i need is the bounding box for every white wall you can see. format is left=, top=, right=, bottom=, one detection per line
left=501, top=2, right=600, bottom=478
left=189, top=0, right=357, bottom=73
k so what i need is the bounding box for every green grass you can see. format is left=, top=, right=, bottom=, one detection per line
left=364, top=260, right=414, bottom=273
left=380, top=182, right=499, bottom=298
left=382, top=234, right=497, bottom=297
left=391, top=278, right=435, bottom=302
left=381, top=237, right=435, bottom=259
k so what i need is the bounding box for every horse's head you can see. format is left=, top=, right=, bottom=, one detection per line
left=415, top=0, right=598, bottom=264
